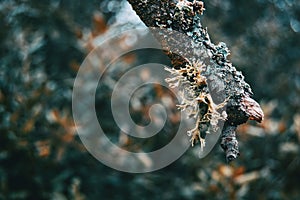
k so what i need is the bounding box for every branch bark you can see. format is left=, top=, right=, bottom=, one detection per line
left=127, top=0, right=264, bottom=162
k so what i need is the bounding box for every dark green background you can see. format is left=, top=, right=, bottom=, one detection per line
left=0, top=0, right=299, bottom=199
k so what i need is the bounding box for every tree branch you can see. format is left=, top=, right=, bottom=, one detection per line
left=127, top=0, right=264, bottom=162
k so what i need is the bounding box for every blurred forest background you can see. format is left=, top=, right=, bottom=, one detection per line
left=0, top=0, right=300, bottom=199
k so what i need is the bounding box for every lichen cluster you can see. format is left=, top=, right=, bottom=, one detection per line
left=165, top=61, right=228, bottom=151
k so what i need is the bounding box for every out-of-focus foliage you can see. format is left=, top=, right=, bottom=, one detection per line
left=0, top=0, right=300, bottom=200
left=0, top=0, right=122, bottom=199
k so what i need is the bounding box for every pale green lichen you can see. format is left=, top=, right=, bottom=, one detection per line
left=165, top=61, right=228, bottom=150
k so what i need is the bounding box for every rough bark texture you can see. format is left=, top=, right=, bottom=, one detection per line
left=127, top=0, right=264, bottom=162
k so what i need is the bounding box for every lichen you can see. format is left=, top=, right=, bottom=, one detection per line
left=165, top=61, right=228, bottom=150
